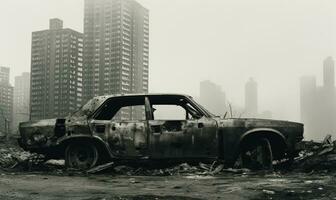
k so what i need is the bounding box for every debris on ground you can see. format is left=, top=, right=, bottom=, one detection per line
left=85, top=161, right=227, bottom=176
left=87, top=162, right=115, bottom=174
left=0, top=140, right=230, bottom=176
left=0, top=140, right=46, bottom=171
left=293, top=134, right=336, bottom=171
left=3, top=134, right=336, bottom=175
left=0, top=147, right=29, bottom=168
left=262, top=189, right=275, bottom=195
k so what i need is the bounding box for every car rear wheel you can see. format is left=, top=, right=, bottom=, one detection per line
left=240, top=138, right=273, bottom=170
left=65, top=142, right=99, bottom=170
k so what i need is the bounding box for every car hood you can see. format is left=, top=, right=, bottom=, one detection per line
left=215, top=118, right=303, bottom=128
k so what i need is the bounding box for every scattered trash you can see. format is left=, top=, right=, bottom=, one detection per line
left=87, top=162, right=115, bottom=174
left=262, top=189, right=275, bottom=195
left=3, top=134, right=336, bottom=176
left=293, top=135, right=336, bottom=171
left=108, top=162, right=226, bottom=176
left=222, top=168, right=251, bottom=174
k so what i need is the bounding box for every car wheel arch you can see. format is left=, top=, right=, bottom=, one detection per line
left=57, top=135, right=114, bottom=160
left=238, top=128, right=287, bottom=160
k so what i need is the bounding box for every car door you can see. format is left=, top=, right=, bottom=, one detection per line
left=145, top=96, right=218, bottom=159
left=90, top=96, right=149, bottom=158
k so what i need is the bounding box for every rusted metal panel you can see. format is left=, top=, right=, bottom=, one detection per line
left=19, top=119, right=57, bottom=149
left=18, top=93, right=304, bottom=167
left=148, top=117, right=218, bottom=159
left=107, top=121, right=147, bottom=157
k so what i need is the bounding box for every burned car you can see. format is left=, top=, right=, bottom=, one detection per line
left=18, top=94, right=303, bottom=170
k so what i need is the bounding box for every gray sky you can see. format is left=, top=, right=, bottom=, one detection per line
left=1, top=0, right=336, bottom=122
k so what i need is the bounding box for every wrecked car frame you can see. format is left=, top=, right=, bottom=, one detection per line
left=18, top=94, right=304, bottom=169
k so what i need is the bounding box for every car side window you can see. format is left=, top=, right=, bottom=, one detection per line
left=113, top=105, right=146, bottom=120
left=93, top=97, right=145, bottom=120
left=152, top=105, right=186, bottom=120
left=184, top=102, right=202, bottom=119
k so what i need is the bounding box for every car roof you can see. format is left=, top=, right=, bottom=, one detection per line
left=93, top=93, right=193, bottom=100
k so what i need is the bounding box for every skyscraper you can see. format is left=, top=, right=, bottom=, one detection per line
left=245, top=78, right=258, bottom=117
left=83, top=0, right=149, bottom=102
left=30, top=19, right=83, bottom=120
left=199, top=80, right=226, bottom=116
left=323, top=56, right=334, bottom=89
left=13, top=72, right=30, bottom=133
left=0, top=66, right=13, bottom=136
left=0, top=67, right=10, bottom=84
left=300, top=57, right=336, bottom=140
left=319, top=57, right=336, bottom=137
left=300, top=76, right=317, bottom=139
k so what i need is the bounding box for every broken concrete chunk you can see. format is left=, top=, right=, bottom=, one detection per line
left=322, top=134, right=332, bottom=146
left=262, top=189, right=275, bottom=195
left=87, top=162, right=115, bottom=174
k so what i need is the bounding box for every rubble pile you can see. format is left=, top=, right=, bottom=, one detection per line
left=294, top=135, right=336, bottom=171
left=0, top=141, right=45, bottom=171
left=103, top=162, right=228, bottom=176
left=3, top=135, right=336, bottom=175
left=0, top=144, right=30, bottom=169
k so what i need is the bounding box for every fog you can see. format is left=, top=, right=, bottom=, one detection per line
left=1, top=0, right=336, bottom=122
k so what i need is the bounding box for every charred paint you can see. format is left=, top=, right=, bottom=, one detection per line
left=107, top=121, right=147, bottom=157
left=18, top=93, right=304, bottom=166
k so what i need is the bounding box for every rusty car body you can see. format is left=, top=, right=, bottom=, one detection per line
left=18, top=94, right=304, bottom=169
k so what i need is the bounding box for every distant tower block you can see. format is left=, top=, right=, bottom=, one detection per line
left=245, top=78, right=258, bottom=117
left=199, top=80, right=226, bottom=116
left=49, top=18, right=63, bottom=30
left=323, top=56, right=335, bottom=89
left=83, top=0, right=149, bottom=102
left=30, top=19, right=83, bottom=120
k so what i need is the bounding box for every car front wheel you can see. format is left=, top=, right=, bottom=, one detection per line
left=240, top=138, right=273, bottom=170
left=65, top=142, right=99, bottom=170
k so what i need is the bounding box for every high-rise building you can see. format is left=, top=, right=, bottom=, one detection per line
left=300, top=76, right=317, bottom=139
left=323, top=56, right=335, bottom=89
left=245, top=78, right=258, bottom=117
left=318, top=57, right=336, bottom=138
left=30, top=19, right=83, bottom=120
left=199, top=80, right=226, bottom=116
left=83, top=0, right=149, bottom=107
left=13, top=72, right=30, bottom=133
left=300, top=57, right=336, bottom=140
left=0, top=66, right=13, bottom=136
left=0, top=67, right=10, bottom=84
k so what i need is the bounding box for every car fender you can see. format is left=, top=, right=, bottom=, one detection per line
left=233, top=128, right=287, bottom=160
left=56, top=135, right=115, bottom=158
left=239, top=128, right=286, bottom=143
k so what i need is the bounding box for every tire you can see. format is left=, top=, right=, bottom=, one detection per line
left=240, top=138, right=273, bottom=170
left=65, top=142, right=99, bottom=170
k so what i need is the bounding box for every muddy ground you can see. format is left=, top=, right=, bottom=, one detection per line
left=0, top=170, right=336, bottom=200
left=1, top=139, right=336, bottom=200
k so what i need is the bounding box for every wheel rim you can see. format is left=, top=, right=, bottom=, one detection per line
left=66, top=144, right=98, bottom=170
left=241, top=138, right=273, bottom=170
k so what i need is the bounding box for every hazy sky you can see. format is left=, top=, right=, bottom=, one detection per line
left=1, top=0, right=336, bottom=122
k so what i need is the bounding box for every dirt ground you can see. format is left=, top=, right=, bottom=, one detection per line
left=0, top=170, right=335, bottom=200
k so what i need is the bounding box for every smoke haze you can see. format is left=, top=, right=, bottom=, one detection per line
left=1, top=0, right=336, bottom=122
